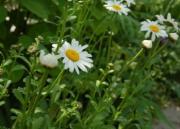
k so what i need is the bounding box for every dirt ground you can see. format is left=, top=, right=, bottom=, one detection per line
left=153, top=105, right=180, bottom=129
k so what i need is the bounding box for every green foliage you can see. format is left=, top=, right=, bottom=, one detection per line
left=0, top=6, right=7, bottom=23
left=0, top=0, right=180, bottom=129
left=20, top=0, right=51, bottom=19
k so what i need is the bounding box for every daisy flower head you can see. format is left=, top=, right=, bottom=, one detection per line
left=156, top=13, right=179, bottom=31
left=104, top=0, right=130, bottom=15
left=141, top=20, right=168, bottom=41
left=58, top=39, right=93, bottom=74
left=39, top=50, right=59, bottom=68
left=124, top=0, right=135, bottom=7
left=166, top=13, right=179, bottom=31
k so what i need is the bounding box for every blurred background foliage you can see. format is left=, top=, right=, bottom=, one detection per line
left=0, top=0, right=180, bottom=129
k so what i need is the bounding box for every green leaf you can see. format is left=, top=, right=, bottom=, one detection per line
left=32, top=117, right=45, bottom=129
left=27, top=23, right=55, bottom=37
left=9, top=65, right=25, bottom=83
left=0, top=101, right=5, bottom=106
left=10, top=108, right=22, bottom=115
left=3, top=59, right=13, bottom=67
left=18, top=35, right=34, bottom=48
left=15, top=55, right=32, bottom=69
left=13, top=88, right=25, bottom=105
left=0, top=6, right=7, bottom=23
left=91, top=16, right=110, bottom=35
left=20, top=0, right=51, bottom=19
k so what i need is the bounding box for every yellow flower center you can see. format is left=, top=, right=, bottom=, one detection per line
left=112, top=4, right=121, bottom=11
left=65, top=49, right=80, bottom=62
left=149, top=25, right=160, bottom=32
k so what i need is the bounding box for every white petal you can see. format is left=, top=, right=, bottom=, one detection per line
left=80, top=61, right=93, bottom=68
left=66, top=61, right=73, bottom=73
left=77, top=62, right=88, bottom=72
left=74, top=64, right=80, bottom=74
left=145, top=31, right=151, bottom=38
left=151, top=33, right=156, bottom=41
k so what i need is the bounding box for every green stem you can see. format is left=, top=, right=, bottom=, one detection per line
left=116, top=74, right=151, bottom=118
left=46, top=69, right=64, bottom=94
left=164, top=0, right=174, bottom=15
left=144, top=43, right=166, bottom=69
left=151, top=44, right=166, bottom=58
left=126, top=48, right=144, bottom=66
left=76, top=2, right=91, bottom=40
left=116, top=48, right=144, bottom=77
left=88, top=14, right=109, bottom=45
left=115, top=44, right=166, bottom=121
left=55, top=4, right=67, bottom=53
left=27, top=71, right=48, bottom=116
left=107, top=33, right=113, bottom=63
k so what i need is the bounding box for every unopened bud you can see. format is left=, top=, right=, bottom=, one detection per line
left=142, top=40, right=152, bottom=49
left=169, top=33, right=179, bottom=41
left=27, top=43, right=38, bottom=54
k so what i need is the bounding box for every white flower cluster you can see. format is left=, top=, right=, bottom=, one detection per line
left=39, top=39, right=93, bottom=74
left=104, top=0, right=135, bottom=15
left=141, top=13, right=179, bottom=42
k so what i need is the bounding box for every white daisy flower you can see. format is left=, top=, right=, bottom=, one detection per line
left=166, top=13, right=179, bottom=31
left=39, top=51, right=59, bottom=68
left=124, top=0, right=135, bottom=7
left=104, top=0, right=130, bottom=15
left=55, top=39, right=93, bottom=74
left=141, top=20, right=168, bottom=41
left=156, top=13, right=179, bottom=31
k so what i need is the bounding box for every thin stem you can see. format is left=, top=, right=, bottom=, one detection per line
left=76, top=2, right=91, bottom=40
left=116, top=74, right=151, bottom=116
left=107, top=33, right=113, bottom=63
left=126, top=48, right=144, bottom=66
left=116, top=43, right=167, bottom=115
left=143, top=43, right=166, bottom=69
left=117, top=48, right=144, bottom=77
left=27, top=71, right=48, bottom=116
left=46, top=69, right=64, bottom=94
left=87, top=14, right=109, bottom=45
left=151, top=44, right=166, bottom=58
left=55, top=4, right=67, bottom=53
left=164, top=0, right=174, bottom=15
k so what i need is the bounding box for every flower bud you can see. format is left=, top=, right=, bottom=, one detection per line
left=39, top=51, right=59, bottom=68
left=27, top=43, right=38, bottom=54
left=169, top=33, right=179, bottom=41
left=142, top=40, right=152, bottom=49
